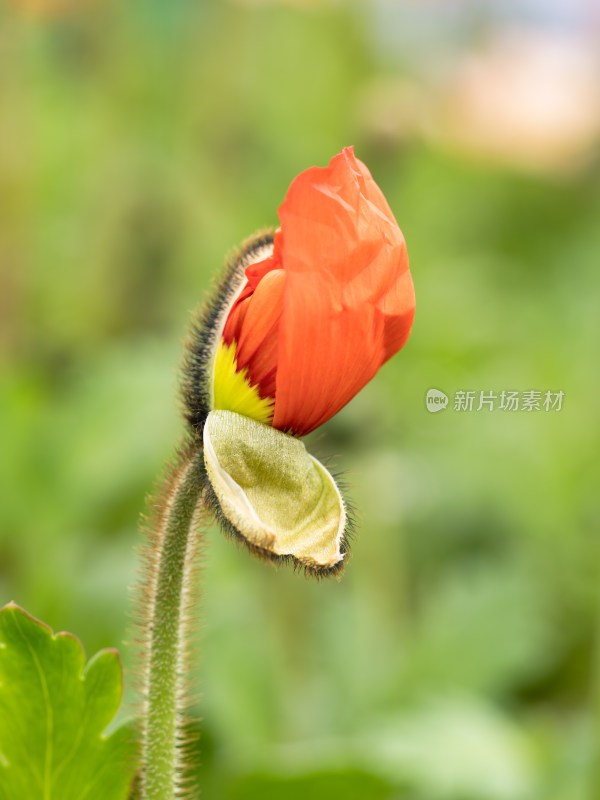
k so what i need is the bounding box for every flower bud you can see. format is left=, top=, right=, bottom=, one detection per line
left=182, top=148, right=414, bottom=574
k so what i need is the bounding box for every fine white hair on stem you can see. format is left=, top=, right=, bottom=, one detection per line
left=131, top=439, right=207, bottom=800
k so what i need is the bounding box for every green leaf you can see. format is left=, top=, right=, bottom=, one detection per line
left=0, top=603, right=138, bottom=800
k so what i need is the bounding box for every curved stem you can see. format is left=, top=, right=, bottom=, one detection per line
left=138, top=442, right=207, bottom=800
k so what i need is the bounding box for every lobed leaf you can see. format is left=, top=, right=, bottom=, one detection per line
left=0, top=603, right=138, bottom=800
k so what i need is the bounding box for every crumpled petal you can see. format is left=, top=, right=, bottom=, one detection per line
left=272, top=146, right=414, bottom=435
left=220, top=146, right=415, bottom=437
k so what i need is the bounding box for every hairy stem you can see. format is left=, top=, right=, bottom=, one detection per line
left=138, top=441, right=207, bottom=800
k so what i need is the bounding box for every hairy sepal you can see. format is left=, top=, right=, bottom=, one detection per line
left=203, top=410, right=347, bottom=574
left=181, top=231, right=274, bottom=434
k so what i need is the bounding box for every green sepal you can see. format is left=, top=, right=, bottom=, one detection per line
left=203, top=410, right=347, bottom=572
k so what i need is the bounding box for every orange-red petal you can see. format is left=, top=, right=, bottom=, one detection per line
left=223, top=265, right=285, bottom=401
left=271, top=147, right=414, bottom=435
left=235, top=268, right=285, bottom=395
left=218, top=147, right=414, bottom=436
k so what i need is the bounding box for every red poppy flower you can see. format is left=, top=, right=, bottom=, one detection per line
left=183, top=146, right=414, bottom=442
left=179, top=147, right=416, bottom=573
left=210, top=146, right=415, bottom=436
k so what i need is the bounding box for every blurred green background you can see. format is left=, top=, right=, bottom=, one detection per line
left=1, top=1, right=599, bottom=798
